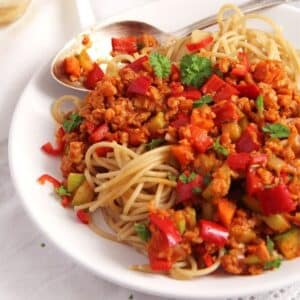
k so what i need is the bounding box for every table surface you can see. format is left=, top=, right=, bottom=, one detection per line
left=2, top=1, right=300, bottom=299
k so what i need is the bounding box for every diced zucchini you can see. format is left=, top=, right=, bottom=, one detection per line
left=72, top=181, right=94, bottom=206
left=262, top=214, right=291, bottom=233
left=78, top=49, right=93, bottom=71
left=177, top=219, right=186, bottom=234
left=148, top=112, right=165, bottom=133
left=184, top=207, right=197, bottom=228
left=232, top=228, right=256, bottom=243
left=242, top=195, right=262, bottom=213
left=67, top=173, right=85, bottom=193
left=238, top=117, right=249, bottom=131
left=267, top=155, right=285, bottom=174
left=274, top=228, right=300, bottom=259
left=174, top=211, right=186, bottom=234
left=244, top=255, right=261, bottom=265
left=222, top=121, right=241, bottom=142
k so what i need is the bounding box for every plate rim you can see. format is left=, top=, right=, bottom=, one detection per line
left=8, top=3, right=300, bottom=299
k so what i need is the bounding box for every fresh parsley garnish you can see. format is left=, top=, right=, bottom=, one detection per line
left=192, top=187, right=202, bottom=194
left=264, top=258, right=282, bottom=270
left=179, top=172, right=197, bottom=184
left=145, top=138, right=165, bottom=150
left=203, top=173, right=212, bottom=186
left=256, top=95, right=264, bottom=116
left=262, top=123, right=290, bottom=139
left=167, top=173, right=177, bottom=181
left=180, top=54, right=212, bottom=88
left=266, top=236, right=274, bottom=255
left=213, top=137, right=228, bottom=157
left=55, top=185, right=71, bottom=197
left=193, top=95, right=213, bottom=108
left=63, top=113, right=82, bottom=133
left=149, top=52, right=171, bottom=78
left=134, top=223, right=151, bottom=242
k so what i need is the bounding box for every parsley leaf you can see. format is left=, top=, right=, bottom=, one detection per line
left=145, top=138, right=165, bottom=150
left=63, top=113, right=82, bottom=133
left=213, top=137, right=228, bottom=157
left=266, top=236, right=274, bottom=255
left=179, top=172, right=197, bottom=184
left=149, top=52, right=171, bottom=78
left=264, top=258, right=282, bottom=270
left=134, top=223, right=151, bottom=241
left=262, top=123, right=290, bottom=139
left=180, top=54, right=212, bottom=88
left=193, top=95, right=213, bottom=108
left=203, top=173, right=212, bottom=186
left=192, top=187, right=202, bottom=194
left=55, top=185, right=71, bottom=197
left=256, top=95, right=264, bottom=116
left=167, top=173, right=177, bottom=181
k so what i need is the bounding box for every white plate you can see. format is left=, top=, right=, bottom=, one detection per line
left=8, top=2, right=300, bottom=299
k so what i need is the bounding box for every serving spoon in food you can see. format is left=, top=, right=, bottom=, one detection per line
left=51, top=0, right=296, bottom=92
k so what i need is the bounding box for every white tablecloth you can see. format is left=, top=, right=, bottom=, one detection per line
left=1, top=1, right=300, bottom=299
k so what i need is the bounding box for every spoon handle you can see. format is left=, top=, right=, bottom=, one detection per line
left=172, top=0, right=296, bottom=37
left=74, top=0, right=96, bottom=29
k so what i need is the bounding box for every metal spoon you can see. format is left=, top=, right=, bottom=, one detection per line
left=51, top=0, right=296, bottom=92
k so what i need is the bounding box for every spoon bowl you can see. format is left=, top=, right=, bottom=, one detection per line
left=51, top=0, right=296, bottom=92
left=51, top=21, right=171, bottom=92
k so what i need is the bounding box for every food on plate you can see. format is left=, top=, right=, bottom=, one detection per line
left=39, top=4, right=300, bottom=279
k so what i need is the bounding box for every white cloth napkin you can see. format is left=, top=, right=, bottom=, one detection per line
left=2, top=1, right=300, bottom=299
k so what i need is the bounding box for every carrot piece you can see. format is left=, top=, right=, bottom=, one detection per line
left=217, top=198, right=236, bottom=227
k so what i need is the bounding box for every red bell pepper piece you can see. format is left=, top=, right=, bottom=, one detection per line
left=202, top=253, right=214, bottom=267
left=41, top=127, right=65, bottom=156
left=186, top=36, right=214, bottom=52
left=190, top=126, right=213, bottom=153
left=176, top=174, right=203, bottom=203
left=227, top=152, right=251, bottom=171
left=201, top=74, right=239, bottom=101
left=61, top=196, right=71, bottom=208
left=202, top=74, right=225, bottom=94
left=37, top=174, right=61, bottom=189
left=96, top=147, right=113, bottom=157
left=149, top=256, right=171, bottom=271
left=85, top=121, right=96, bottom=135
left=149, top=213, right=182, bottom=246
left=111, top=36, right=137, bottom=54
left=170, top=113, right=189, bottom=129
left=41, top=143, right=62, bottom=156
left=246, top=169, right=263, bottom=196
left=76, top=209, right=90, bottom=224
left=89, top=123, right=109, bottom=143
left=212, top=101, right=240, bottom=125
left=127, top=76, right=151, bottom=95
left=236, top=84, right=260, bottom=99
left=231, top=52, right=249, bottom=77
left=214, top=84, right=239, bottom=102
left=250, top=154, right=267, bottom=167
left=170, top=64, right=180, bottom=81
left=180, top=88, right=201, bottom=100
left=198, top=220, right=229, bottom=247
left=236, top=124, right=261, bottom=153
left=257, top=183, right=295, bottom=215
left=126, top=55, right=148, bottom=72
left=84, top=63, right=104, bottom=89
